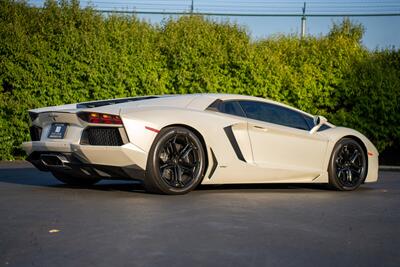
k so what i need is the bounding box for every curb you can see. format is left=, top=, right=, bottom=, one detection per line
left=379, top=165, right=400, bottom=171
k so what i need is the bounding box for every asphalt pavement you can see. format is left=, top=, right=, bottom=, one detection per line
left=0, top=162, right=399, bottom=267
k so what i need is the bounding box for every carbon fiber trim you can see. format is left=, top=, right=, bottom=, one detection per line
left=208, top=148, right=218, bottom=179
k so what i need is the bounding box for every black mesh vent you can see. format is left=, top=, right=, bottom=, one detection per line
left=30, top=126, right=42, bottom=141
left=81, top=127, right=123, bottom=146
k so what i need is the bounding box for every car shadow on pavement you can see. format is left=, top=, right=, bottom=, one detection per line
left=196, top=183, right=333, bottom=192
left=0, top=167, right=147, bottom=192
left=0, top=166, right=377, bottom=194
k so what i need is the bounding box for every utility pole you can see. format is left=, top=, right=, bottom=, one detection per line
left=190, top=0, right=194, bottom=14
left=301, top=2, right=306, bottom=38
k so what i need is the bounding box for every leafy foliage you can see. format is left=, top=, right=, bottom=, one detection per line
left=1, top=0, right=399, bottom=159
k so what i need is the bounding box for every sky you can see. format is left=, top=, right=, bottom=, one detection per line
left=29, top=0, right=400, bottom=50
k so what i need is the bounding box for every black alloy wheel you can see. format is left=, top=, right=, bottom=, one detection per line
left=328, top=138, right=367, bottom=191
left=145, top=126, right=206, bottom=195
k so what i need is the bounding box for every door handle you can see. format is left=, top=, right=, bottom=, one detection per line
left=253, top=125, right=268, bottom=132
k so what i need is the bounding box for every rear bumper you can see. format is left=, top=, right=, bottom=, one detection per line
left=22, top=141, right=147, bottom=180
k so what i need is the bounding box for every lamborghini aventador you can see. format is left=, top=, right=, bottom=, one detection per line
left=22, top=94, right=379, bottom=194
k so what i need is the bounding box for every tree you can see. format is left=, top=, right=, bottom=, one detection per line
left=328, top=18, right=365, bottom=44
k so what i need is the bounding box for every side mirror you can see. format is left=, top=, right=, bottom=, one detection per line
left=309, top=115, right=327, bottom=134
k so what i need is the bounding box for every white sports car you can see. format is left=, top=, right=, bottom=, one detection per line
left=22, top=94, right=379, bottom=194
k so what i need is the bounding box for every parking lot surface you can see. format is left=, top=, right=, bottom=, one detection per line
left=0, top=163, right=399, bottom=267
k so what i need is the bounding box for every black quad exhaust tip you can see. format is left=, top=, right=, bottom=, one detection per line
left=40, top=154, right=70, bottom=168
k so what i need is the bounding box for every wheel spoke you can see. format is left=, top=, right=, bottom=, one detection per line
left=350, top=150, right=360, bottom=164
left=342, top=145, right=350, bottom=160
left=337, top=167, right=345, bottom=180
left=168, top=141, right=177, bottom=156
left=182, top=161, right=198, bottom=168
left=172, top=134, right=178, bottom=153
left=179, top=144, right=193, bottom=159
left=180, top=164, right=195, bottom=174
left=173, top=165, right=183, bottom=187
left=160, top=163, right=174, bottom=170
left=350, top=166, right=361, bottom=174
left=346, top=168, right=353, bottom=182
left=349, top=166, right=363, bottom=183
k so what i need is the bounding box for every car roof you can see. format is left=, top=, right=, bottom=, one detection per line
left=30, top=93, right=315, bottom=119
left=201, top=94, right=313, bottom=115
left=104, top=93, right=313, bottom=117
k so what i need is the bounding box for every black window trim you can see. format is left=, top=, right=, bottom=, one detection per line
left=206, top=98, right=332, bottom=132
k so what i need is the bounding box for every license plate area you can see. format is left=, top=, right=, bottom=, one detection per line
left=48, top=123, right=68, bottom=139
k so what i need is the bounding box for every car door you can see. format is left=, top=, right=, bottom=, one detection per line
left=239, top=100, right=329, bottom=181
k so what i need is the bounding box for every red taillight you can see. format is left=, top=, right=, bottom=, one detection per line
left=78, top=112, right=123, bottom=125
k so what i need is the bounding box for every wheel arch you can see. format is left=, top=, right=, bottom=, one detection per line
left=342, top=135, right=368, bottom=157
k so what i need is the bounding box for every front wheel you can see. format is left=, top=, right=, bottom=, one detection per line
left=144, top=126, right=206, bottom=195
left=328, top=138, right=367, bottom=191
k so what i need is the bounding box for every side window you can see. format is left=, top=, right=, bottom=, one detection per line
left=304, top=115, right=315, bottom=129
left=218, top=101, right=246, bottom=118
left=239, top=101, right=310, bottom=131
left=238, top=100, right=278, bottom=123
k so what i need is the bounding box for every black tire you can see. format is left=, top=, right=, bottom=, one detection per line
left=328, top=138, right=367, bottom=191
left=52, top=171, right=101, bottom=186
left=144, top=126, right=206, bottom=195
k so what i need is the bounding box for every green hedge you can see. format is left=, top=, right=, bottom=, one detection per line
left=1, top=0, right=399, bottom=160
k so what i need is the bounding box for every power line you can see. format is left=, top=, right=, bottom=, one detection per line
left=94, top=9, right=400, bottom=17
left=30, top=1, right=400, bottom=16
left=74, top=0, right=400, bottom=9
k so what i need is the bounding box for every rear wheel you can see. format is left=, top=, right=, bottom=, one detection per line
left=52, top=171, right=101, bottom=186
left=328, top=138, right=367, bottom=191
left=144, top=126, right=206, bottom=195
